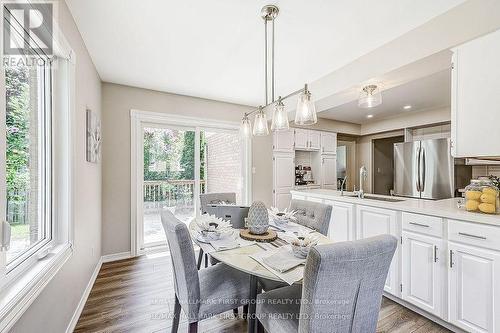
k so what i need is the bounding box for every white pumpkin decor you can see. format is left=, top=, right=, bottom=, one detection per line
left=247, top=201, right=269, bottom=235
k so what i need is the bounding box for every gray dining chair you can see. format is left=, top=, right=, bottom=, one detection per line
left=199, top=192, right=236, bottom=214
left=160, top=210, right=251, bottom=333
left=289, top=199, right=332, bottom=236
left=260, top=199, right=333, bottom=292
left=255, top=235, right=398, bottom=333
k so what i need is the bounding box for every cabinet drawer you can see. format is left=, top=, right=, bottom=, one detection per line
left=402, top=212, right=443, bottom=237
left=449, top=219, right=500, bottom=251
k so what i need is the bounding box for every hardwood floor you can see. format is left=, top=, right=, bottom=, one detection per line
left=74, top=253, right=450, bottom=333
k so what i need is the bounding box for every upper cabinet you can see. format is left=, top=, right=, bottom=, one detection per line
left=294, top=129, right=321, bottom=151
left=451, top=29, right=500, bottom=158
left=320, top=132, right=337, bottom=155
left=273, top=129, right=295, bottom=152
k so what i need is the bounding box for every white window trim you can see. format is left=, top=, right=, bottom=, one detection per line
left=130, top=109, right=252, bottom=256
left=0, top=20, right=76, bottom=332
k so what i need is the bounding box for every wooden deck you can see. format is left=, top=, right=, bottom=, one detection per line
left=74, top=253, right=450, bottom=333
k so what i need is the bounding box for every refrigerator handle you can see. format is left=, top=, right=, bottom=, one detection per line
left=420, top=148, right=426, bottom=192
left=416, top=146, right=421, bottom=192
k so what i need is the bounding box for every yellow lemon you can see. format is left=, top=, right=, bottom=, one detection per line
left=465, top=200, right=479, bottom=211
left=478, top=203, right=496, bottom=214
left=480, top=193, right=496, bottom=204
left=465, top=191, right=482, bottom=201
left=483, top=187, right=498, bottom=196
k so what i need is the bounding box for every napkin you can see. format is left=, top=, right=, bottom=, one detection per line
left=262, top=245, right=306, bottom=272
left=250, top=245, right=304, bottom=285
left=210, top=237, right=240, bottom=251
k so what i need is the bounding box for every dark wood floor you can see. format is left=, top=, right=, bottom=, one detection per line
left=74, top=252, right=450, bottom=333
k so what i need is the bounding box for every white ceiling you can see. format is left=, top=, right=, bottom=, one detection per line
left=66, top=0, right=465, bottom=106
left=319, top=69, right=451, bottom=124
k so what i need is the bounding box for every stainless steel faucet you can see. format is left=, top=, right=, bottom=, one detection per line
left=340, top=176, right=348, bottom=196
left=358, top=166, right=367, bottom=199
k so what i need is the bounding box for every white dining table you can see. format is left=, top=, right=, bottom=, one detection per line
left=188, top=220, right=332, bottom=333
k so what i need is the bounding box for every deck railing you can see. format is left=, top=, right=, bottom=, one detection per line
left=143, top=179, right=206, bottom=210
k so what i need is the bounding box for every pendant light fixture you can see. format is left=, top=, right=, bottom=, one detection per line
left=240, top=5, right=318, bottom=138
left=252, top=107, right=269, bottom=136
left=271, top=97, right=289, bottom=131
left=295, top=84, right=317, bottom=125
left=359, top=84, right=382, bottom=108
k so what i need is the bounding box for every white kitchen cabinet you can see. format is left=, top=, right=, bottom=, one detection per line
left=356, top=206, right=399, bottom=296
left=294, top=129, right=320, bottom=151
left=448, top=242, right=500, bottom=333
left=273, top=129, right=295, bottom=152
left=321, top=155, right=337, bottom=190
left=309, top=131, right=321, bottom=150
left=320, top=132, right=337, bottom=155
left=273, top=153, right=295, bottom=210
left=402, top=232, right=444, bottom=318
left=325, top=200, right=354, bottom=242
left=451, top=29, right=500, bottom=158
left=294, top=129, right=309, bottom=150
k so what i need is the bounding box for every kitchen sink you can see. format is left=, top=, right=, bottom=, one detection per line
left=345, top=195, right=405, bottom=203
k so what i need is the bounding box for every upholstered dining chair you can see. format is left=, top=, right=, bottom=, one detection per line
left=255, top=235, right=398, bottom=333
left=289, top=199, right=332, bottom=236
left=199, top=192, right=236, bottom=214
left=260, top=199, right=333, bottom=292
left=160, top=210, right=251, bottom=333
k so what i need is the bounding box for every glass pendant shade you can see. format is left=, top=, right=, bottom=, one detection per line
left=271, top=99, right=289, bottom=131
left=294, top=85, right=317, bottom=125
left=252, top=108, right=269, bottom=136
left=358, top=85, right=382, bottom=108
left=240, top=115, right=252, bottom=138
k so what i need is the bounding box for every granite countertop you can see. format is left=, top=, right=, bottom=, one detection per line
left=290, top=189, right=500, bottom=226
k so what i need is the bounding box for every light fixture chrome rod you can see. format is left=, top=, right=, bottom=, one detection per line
left=244, top=86, right=306, bottom=117
left=271, top=17, right=275, bottom=103
left=264, top=20, right=268, bottom=105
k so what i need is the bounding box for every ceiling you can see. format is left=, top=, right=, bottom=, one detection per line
left=319, top=69, right=451, bottom=124
left=66, top=0, right=465, bottom=107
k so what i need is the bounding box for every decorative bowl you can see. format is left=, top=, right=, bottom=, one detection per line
left=195, top=214, right=233, bottom=241
left=268, top=207, right=297, bottom=225
left=290, top=235, right=319, bottom=259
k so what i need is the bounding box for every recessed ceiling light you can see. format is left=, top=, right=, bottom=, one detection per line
left=367, top=114, right=373, bottom=118
left=403, top=105, right=412, bottom=110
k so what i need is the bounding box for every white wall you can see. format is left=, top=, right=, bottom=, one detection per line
left=101, top=83, right=256, bottom=255
left=10, top=0, right=102, bottom=332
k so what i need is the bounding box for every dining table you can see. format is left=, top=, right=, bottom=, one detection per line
left=188, top=220, right=333, bottom=333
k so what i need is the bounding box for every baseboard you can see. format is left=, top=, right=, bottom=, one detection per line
left=65, top=258, right=102, bottom=333
left=101, top=251, right=132, bottom=263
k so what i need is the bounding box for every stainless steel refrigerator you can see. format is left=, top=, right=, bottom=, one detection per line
left=394, top=138, right=454, bottom=200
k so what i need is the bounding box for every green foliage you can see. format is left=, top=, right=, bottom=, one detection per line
left=179, top=131, right=205, bottom=180
left=5, top=66, right=31, bottom=201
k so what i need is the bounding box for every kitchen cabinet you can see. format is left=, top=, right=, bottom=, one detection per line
left=294, top=129, right=320, bottom=151
left=321, top=155, right=337, bottom=190
left=448, top=242, right=500, bottom=333
left=273, top=153, right=295, bottom=210
left=325, top=200, right=354, bottom=242
left=320, top=132, right=337, bottom=154
left=356, top=205, right=399, bottom=296
left=401, top=232, right=444, bottom=317
left=451, top=29, right=500, bottom=158
left=273, top=129, right=295, bottom=152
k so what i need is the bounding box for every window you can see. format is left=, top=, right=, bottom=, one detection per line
left=4, top=60, right=52, bottom=268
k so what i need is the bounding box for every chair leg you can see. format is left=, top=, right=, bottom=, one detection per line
left=188, top=322, right=198, bottom=333
left=204, top=253, right=208, bottom=268
left=171, top=295, right=181, bottom=333
left=196, top=249, right=204, bottom=270
left=232, top=308, right=239, bottom=318
left=243, top=304, right=249, bottom=319
left=257, top=321, right=265, bottom=333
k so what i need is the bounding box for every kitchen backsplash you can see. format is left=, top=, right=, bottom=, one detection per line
left=472, top=165, right=500, bottom=179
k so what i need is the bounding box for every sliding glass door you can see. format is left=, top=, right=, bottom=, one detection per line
left=136, top=119, right=249, bottom=252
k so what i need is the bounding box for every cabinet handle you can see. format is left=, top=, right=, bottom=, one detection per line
left=458, top=232, right=486, bottom=240
left=434, top=245, right=438, bottom=263
left=409, top=222, right=430, bottom=228
left=449, top=250, right=454, bottom=268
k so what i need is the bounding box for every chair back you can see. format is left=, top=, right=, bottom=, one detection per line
left=199, top=192, right=236, bottom=214
left=299, top=235, right=397, bottom=333
left=289, top=199, right=332, bottom=235
left=160, top=210, right=200, bottom=319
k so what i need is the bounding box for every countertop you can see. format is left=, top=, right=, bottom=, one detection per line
left=290, top=189, right=500, bottom=226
